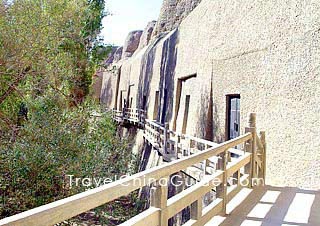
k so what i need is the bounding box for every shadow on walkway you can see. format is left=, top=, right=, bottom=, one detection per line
left=207, top=185, right=320, bottom=226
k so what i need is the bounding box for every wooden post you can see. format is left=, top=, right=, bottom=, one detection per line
left=150, top=178, right=169, bottom=226
left=188, top=139, right=192, bottom=156
left=164, top=123, right=169, bottom=154
left=245, top=113, right=257, bottom=188
left=137, top=109, right=140, bottom=124
left=216, top=150, right=228, bottom=215
left=202, top=145, right=209, bottom=175
left=190, top=198, right=202, bottom=220
left=176, top=134, right=181, bottom=158
left=260, top=131, right=266, bottom=181
left=250, top=113, right=257, bottom=185
left=157, top=126, right=160, bottom=145
left=245, top=127, right=253, bottom=188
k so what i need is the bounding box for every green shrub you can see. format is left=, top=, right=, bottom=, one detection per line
left=0, top=96, right=138, bottom=219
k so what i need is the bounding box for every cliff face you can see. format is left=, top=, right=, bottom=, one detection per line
left=138, top=21, right=157, bottom=50
left=152, top=0, right=202, bottom=37
left=122, top=30, right=143, bottom=59
left=101, top=0, right=320, bottom=190
left=103, top=0, right=201, bottom=66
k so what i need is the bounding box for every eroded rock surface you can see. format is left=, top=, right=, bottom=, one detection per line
left=153, top=0, right=202, bottom=37
left=101, top=0, right=320, bottom=190
left=138, top=21, right=157, bottom=50
left=113, top=46, right=123, bottom=62
left=122, top=30, right=143, bottom=58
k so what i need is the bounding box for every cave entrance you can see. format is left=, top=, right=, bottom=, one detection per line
left=226, top=94, right=241, bottom=140
left=114, top=67, right=121, bottom=109
left=119, top=91, right=123, bottom=110
left=173, top=73, right=197, bottom=132
left=119, top=90, right=127, bottom=110
left=160, top=89, right=167, bottom=124
left=153, top=91, right=160, bottom=120
left=142, top=95, right=147, bottom=110
left=182, top=95, right=190, bottom=134
left=130, top=97, right=133, bottom=108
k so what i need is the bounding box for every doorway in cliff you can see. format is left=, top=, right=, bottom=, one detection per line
left=160, top=88, right=168, bottom=124
left=226, top=94, right=241, bottom=140
left=182, top=95, right=190, bottom=134
left=114, top=67, right=121, bottom=109
left=130, top=97, right=133, bottom=108
left=153, top=91, right=160, bottom=120
left=142, top=95, right=147, bottom=110
left=119, top=91, right=123, bottom=110
left=172, top=73, right=197, bottom=132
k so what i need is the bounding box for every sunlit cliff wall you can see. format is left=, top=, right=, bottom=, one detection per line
left=101, top=0, right=320, bottom=190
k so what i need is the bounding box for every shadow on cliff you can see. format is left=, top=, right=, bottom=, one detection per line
left=197, top=81, right=224, bottom=143
left=100, top=77, right=113, bottom=107
left=157, top=29, right=179, bottom=124
left=136, top=34, right=166, bottom=109
left=136, top=29, right=179, bottom=125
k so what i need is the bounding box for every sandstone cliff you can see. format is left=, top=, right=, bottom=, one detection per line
left=104, top=0, right=202, bottom=65
left=101, top=0, right=320, bottom=190
left=122, top=30, right=143, bottom=58
left=152, top=0, right=202, bottom=37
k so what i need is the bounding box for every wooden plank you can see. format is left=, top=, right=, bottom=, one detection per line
left=166, top=172, right=223, bottom=218
left=229, top=148, right=245, bottom=156
left=190, top=199, right=202, bottom=220
left=226, top=153, right=251, bottom=177
left=244, top=127, right=253, bottom=188
left=256, top=134, right=264, bottom=152
left=256, top=156, right=262, bottom=169
left=118, top=207, right=160, bottom=226
left=259, top=131, right=266, bottom=180
left=226, top=174, right=249, bottom=202
left=184, top=135, right=244, bottom=157
left=186, top=198, right=223, bottom=226
left=151, top=178, right=169, bottom=226
left=216, top=151, right=227, bottom=215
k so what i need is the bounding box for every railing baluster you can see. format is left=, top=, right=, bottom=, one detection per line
left=188, top=138, right=192, bottom=156
left=163, top=123, right=169, bottom=154
left=216, top=149, right=228, bottom=215
left=177, top=134, right=181, bottom=158
left=245, top=113, right=257, bottom=188
left=190, top=198, right=202, bottom=220
left=244, top=127, right=253, bottom=188
left=150, top=178, right=169, bottom=226
left=260, top=131, right=266, bottom=181
left=104, top=109, right=263, bottom=224
left=204, top=144, right=211, bottom=175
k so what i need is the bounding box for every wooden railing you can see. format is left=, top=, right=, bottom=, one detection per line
left=111, top=108, right=146, bottom=126
left=0, top=113, right=266, bottom=226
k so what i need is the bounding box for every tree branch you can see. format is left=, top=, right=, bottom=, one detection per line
left=0, top=66, right=31, bottom=106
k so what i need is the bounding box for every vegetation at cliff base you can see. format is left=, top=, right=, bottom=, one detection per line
left=0, top=0, right=140, bottom=223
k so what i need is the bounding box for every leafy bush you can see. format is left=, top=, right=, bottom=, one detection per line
left=0, top=96, right=138, bottom=218
left=0, top=1, right=143, bottom=223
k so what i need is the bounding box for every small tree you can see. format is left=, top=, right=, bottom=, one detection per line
left=0, top=0, right=141, bottom=223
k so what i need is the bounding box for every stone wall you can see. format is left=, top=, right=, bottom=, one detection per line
left=101, top=0, right=320, bottom=190
left=174, top=0, right=320, bottom=189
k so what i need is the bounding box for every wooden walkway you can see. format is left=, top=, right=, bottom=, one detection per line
left=0, top=108, right=267, bottom=226
left=207, top=186, right=320, bottom=226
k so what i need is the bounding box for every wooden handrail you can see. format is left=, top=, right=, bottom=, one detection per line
left=0, top=133, right=252, bottom=226
left=1, top=110, right=266, bottom=226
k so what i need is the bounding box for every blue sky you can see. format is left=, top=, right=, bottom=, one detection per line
left=101, top=0, right=163, bottom=46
